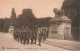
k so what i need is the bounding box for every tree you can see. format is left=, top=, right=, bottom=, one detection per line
left=61, top=0, right=80, bottom=40
left=0, top=18, right=4, bottom=32
left=10, top=8, right=17, bottom=28
left=11, top=8, right=17, bottom=19
left=37, top=17, right=52, bottom=27
left=3, top=18, right=11, bottom=32
left=17, top=9, right=37, bottom=29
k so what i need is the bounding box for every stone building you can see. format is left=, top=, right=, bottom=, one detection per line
left=48, top=8, right=72, bottom=40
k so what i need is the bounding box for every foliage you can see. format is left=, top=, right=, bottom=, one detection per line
left=61, top=0, right=80, bottom=27
left=17, top=9, right=37, bottom=29
left=37, top=17, right=52, bottom=27
left=61, top=0, right=80, bottom=40
left=0, top=8, right=52, bottom=33
left=0, top=18, right=4, bottom=32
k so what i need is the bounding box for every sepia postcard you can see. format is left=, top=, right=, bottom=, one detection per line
left=0, top=0, right=80, bottom=51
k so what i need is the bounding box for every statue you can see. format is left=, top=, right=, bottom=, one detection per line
left=53, top=8, right=65, bottom=17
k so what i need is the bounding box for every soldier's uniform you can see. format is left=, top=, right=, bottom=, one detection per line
left=13, top=31, right=15, bottom=40
left=33, top=34, right=37, bottom=44
left=26, top=33, right=29, bottom=44
left=17, top=32, right=20, bottom=42
left=16, top=32, right=18, bottom=41
left=38, top=32, right=42, bottom=46
left=15, top=32, right=18, bottom=41
left=23, top=32, right=27, bottom=45
left=20, top=32, right=23, bottom=43
left=34, top=35, right=37, bottom=44
left=31, top=34, right=33, bottom=44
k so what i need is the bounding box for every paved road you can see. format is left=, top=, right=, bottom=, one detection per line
left=45, top=38, right=80, bottom=50
left=0, top=33, right=70, bottom=51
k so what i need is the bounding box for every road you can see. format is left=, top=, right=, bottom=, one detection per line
left=0, top=33, right=70, bottom=51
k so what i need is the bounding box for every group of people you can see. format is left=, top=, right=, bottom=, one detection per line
left=13, top=30, right=43, bottom=46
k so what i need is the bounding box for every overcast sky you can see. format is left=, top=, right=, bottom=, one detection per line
left=0, top=0, right=64, bottom=18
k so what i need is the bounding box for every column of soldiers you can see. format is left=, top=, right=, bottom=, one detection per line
left=13, top=29, right=42, bottom=46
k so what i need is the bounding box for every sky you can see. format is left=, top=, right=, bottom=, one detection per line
left=0, top=0, right=64, bottom=18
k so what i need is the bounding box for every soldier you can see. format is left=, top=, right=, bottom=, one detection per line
left=20, top=31, right=23, bottom=43
left=16, top=32, right=18, bottom=41
left=26, top=32, right=29, bottom=44
left=38, top=32, right=42, bottom=46
left=13, top=30, right=16, bottom=40
left=17, top=32, right=20, bottom=42
left=15, top=31, right=18, bottom=41
left=23, top=33, right=26, bottom=45
left=23, top=31, right=28, bottom=45
left=31, top=33, right=33, bottom=44
left=34, top=34, right=37, bottom=44
left=33, top=32, right=37, bottom=45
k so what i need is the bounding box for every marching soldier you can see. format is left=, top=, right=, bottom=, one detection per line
left=13, top=30, right=16, bottom=40
left=38, top=32, right=42, bottom=46
left=20, top=31, right=23, bottom=43
left=13, top=30, right=18, bottom=41
left=33, top=33, right=37, bottom=45
left=15, top=32, right=18, bottom=41
left=34, top=31, right=37, bottom=44
left=17, top=32, right=20, bottom=42
left=31, top=33, right=33, bottom=44
left=34, top=34, right=37, bottom=44
left=23, top=32, right=26, bottom=45
left=26, top=34, right=29, bottom=44
left=15, top=31, right=18, bottom=41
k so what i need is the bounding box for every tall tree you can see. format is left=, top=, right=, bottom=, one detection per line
left=0, top=18, right=4, bottom=32
left=11, top=8, right=16, bottom=19
left=18, top=9, right=36, bottom=29
left=10, top=8, right=17, bottom=28
left=3, top=18, right=11, bottom=32
left=61, top=0, right=80, bottom=40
